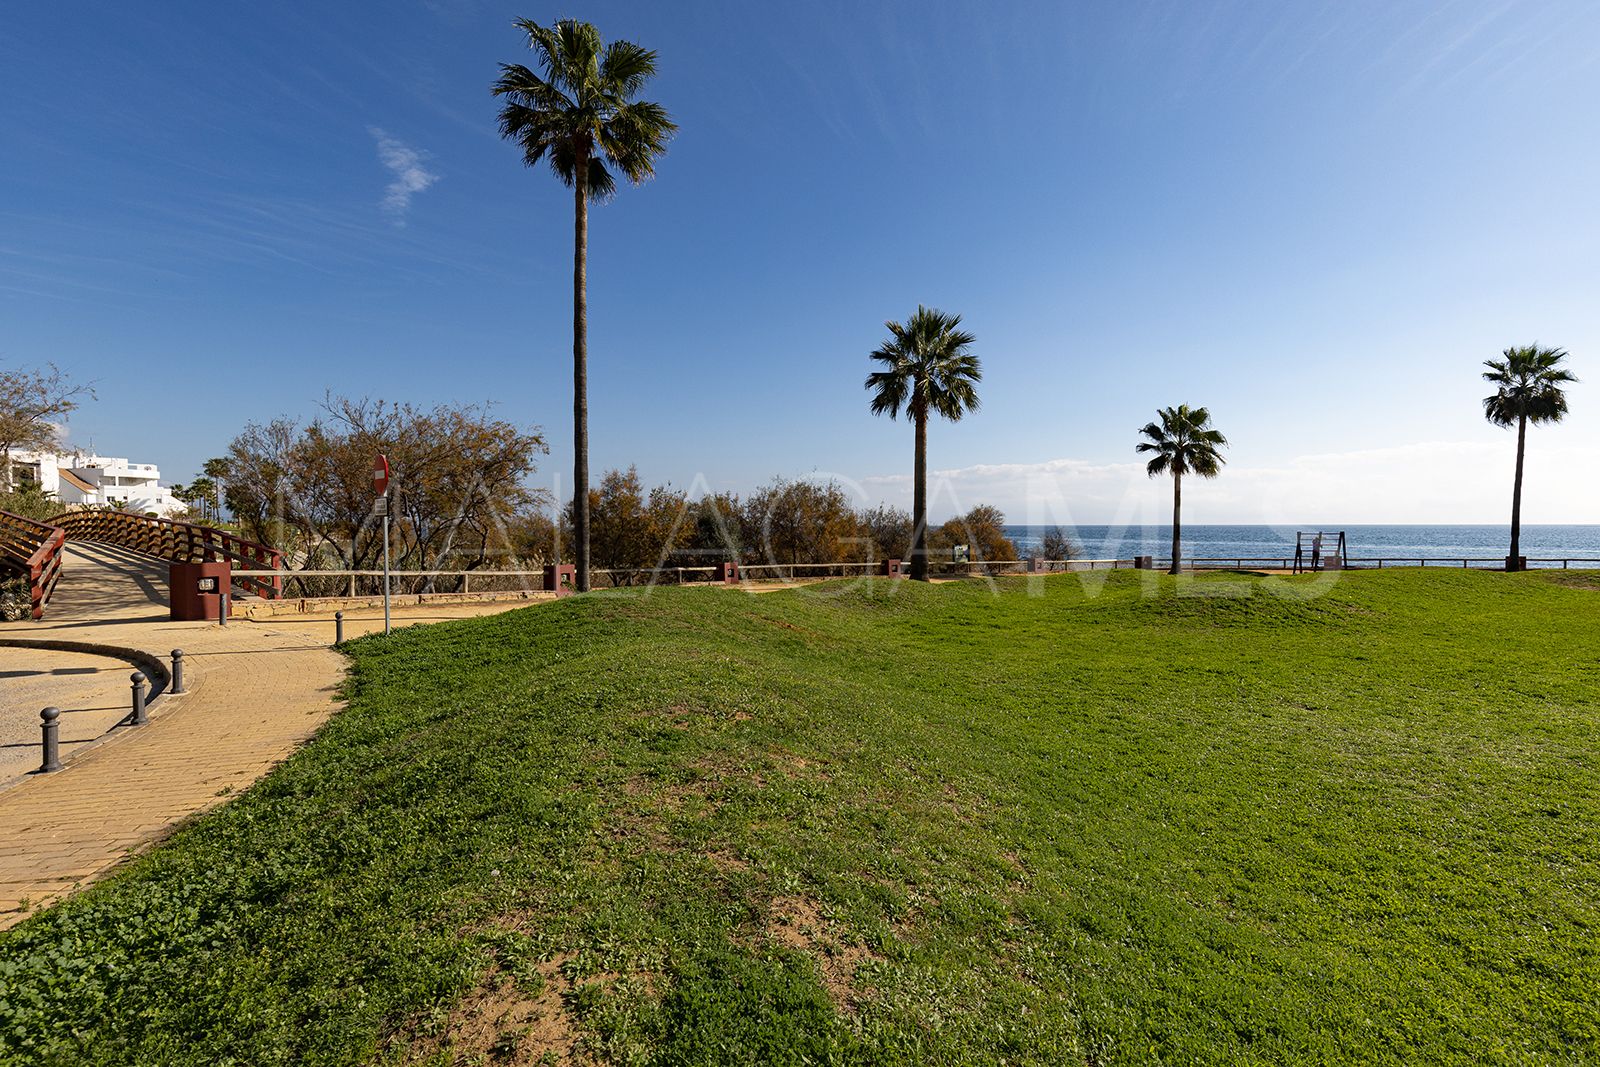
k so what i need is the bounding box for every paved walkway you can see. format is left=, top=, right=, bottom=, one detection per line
left=0, top=542, right=535, bottom=929
left=0, top=646, right=143, bottom=782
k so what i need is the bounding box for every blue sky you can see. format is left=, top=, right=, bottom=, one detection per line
left=4, top=1, right=1598, bottom=523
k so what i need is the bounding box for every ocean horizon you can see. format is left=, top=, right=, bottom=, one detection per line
left=1001, top=524, right=1600, bottom=564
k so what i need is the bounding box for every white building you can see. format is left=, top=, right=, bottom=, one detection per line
left=4, top=448, right=186, bottom=517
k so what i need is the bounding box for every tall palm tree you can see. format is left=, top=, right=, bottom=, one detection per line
left=1136, top=405, right=1227, bottom=575
left=1482, top=345, right=1576, bottom=571
left=494, top=19, right=675, bottom=593
left=865, top=306, right=982, bottom=581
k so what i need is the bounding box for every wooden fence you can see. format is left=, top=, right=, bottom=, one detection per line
left=232, top=552, right=1600, bottom=601
left=227, top=557, right=1148, bottom=598
left=0, top=510, right=67, bottom=620
left=51, top=509, right=283, bottom=599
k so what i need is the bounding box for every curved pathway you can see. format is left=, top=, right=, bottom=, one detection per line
left=0, top=543, right=543, bottom=929
left=0, top=543, right=343, bottom=926
left=0, top=645, right=145, bottom=782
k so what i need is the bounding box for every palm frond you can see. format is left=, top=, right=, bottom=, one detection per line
left=599, top=101, right=677, bottom=184
left=584, top=156, right=617, bottom=200
left=1188, top=451, right=1225, bottom=478
left=545, top=136, right=584, bottom=188
left=1136, top=421, right=1166, bottom=446
left=495, top=19, right=673, bottom=202
left=491, top=64, right=574, bottom=111
left=1482, top=344, right=1577, bottom=429
left=865, top=305, right=983, bottom=426
left=600, top=40, right=658, bottom=98
left=1136, top=405, right=1227, bottom=480
left=553, top=19, right=602, bottom=87
left=865, top=369, right=909, bottom=419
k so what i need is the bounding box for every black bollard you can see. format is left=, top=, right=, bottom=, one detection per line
left=219, top=592, right=229, bottom=627
left=334, top=610, right=344, bottom=647
left=171, top=649, right=185, bottom=694
left=130, top=672, right=148, bottom=726
left=40, top=707, right=61, bottom=773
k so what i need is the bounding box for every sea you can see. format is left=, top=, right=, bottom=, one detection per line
left=1002, top=525, right=1600, bottom=566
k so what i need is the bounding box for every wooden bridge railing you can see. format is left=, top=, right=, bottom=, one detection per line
left=51, top=509, right=283, bottom=600
left=0, top=510, right=67, bottom=620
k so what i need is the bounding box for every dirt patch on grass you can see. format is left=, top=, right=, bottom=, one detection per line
left=628, top=758, right=735, bottom=808
left=406, top=953, right=590, bottom=1065
left=706, top=847, right=751, bottom=873
left=761, top=617, right=830, bottom=641
left=765, top=895, right=884, bottom=1010
left=632, top=701, right=759, bottom=730
left=610, top=760, right=741, bottom=850
left=767, top=746, right=830, bottom=776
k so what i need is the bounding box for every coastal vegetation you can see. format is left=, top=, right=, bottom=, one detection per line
left=565, top=467, right=1021, bottom=582
left=3, top=570, right=1598, bottom=1063
left=0, top=362, right=92, bottom=493
left=168, top=458, right=231, bottom=523
left=216, top=396, right=549, bottom=590
left=1135, top=405, right=1228, bottom=575
left=1038, top=525, right=1080, bottom=561
left=493, top=18, right=676, bottom=595
left=866, top=307, right=983, bottom=581
left=1482, top=345, right=1577, bottom=570
left=0, top=481, right=60, bottom=524
left=57, top=379, right=1030, bottom=598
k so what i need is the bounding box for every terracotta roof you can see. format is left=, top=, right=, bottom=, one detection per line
left=57, top=468, right=96, bottom=494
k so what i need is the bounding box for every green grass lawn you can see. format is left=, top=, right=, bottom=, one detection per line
left=3, top=570, right=1599, bottom=1065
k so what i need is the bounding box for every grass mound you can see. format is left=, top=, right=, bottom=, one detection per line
left=3, top=570, right=1598, bottom=1065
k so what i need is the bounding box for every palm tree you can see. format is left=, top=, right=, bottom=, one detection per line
left=1482, top=345, right=1577, bottom=571
left=1136, top=405, right=1227, bottom=575
left=865, top=306, right=982, bottom=581
left=494, top=19, right=675, bottom=593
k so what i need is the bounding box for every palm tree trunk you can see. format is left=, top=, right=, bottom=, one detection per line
left=572, top=158, right=591, bottom=593
left=911, top=405, right=929, bottom=581
left=1169, top=470, right=1182, bottom=576
left=1508, top=412, right=1526, bottom=572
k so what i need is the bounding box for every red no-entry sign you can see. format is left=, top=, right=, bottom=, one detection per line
left=373, top=455, right=390, bottom=496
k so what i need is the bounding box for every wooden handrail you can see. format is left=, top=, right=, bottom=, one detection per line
left=0, top=510, right=67, bottom=619
left=49, top=509, right=283, bottom=600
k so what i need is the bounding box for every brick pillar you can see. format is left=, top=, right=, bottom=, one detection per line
left=543, top=563, right=577, bottom=597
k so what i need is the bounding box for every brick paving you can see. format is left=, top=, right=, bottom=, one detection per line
left=0, top=646, right=148, bottom=782
left=0, top=542, right=534, bottom=929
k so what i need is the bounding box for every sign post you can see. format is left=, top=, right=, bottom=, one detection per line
left=374, top=455, right=391, bottom=636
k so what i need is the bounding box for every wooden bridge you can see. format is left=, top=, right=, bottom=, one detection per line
left=0, top=509, right=282, bottom=621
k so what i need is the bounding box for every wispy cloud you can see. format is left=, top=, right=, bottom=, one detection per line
left=368, top=127, right=438, bottom=224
